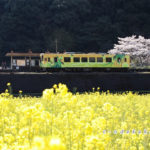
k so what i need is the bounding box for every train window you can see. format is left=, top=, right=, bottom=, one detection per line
left=44, top=58, right=47, bottom=61
left=64, top=57, right=71, bottom=62
left=48, top=58, right=50, bottom=62
left=81, top=57, right=87, bottom=62
left=41, top=56, right=43, bottom=61
left=106, top=57, right=112, bottom=62
left=54, top=57, right=58, bottom=62
left=97, top=57, right=103, bottom=62
left=74, top=57, right=80, bottom=62
left=89, top=57, right=95, bottom=62
left=124, top=58, right=127, bottom=62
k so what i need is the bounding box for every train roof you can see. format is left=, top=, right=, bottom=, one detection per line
left=40, top=53, right=130, bottom=58
left=44, top=52, right=106, bottom=54
left=42, top=52, right=118, bottom=55
left=42, top=52, right=130, bottom=55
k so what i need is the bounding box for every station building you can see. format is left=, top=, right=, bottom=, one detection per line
left=5, top=50, right=40, bottom=70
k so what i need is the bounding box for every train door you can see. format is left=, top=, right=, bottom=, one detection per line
left=54, top=57, right=58, bottom=62
left=117, top=57, right=122, bottom=67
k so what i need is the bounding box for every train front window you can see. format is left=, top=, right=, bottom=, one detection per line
left=44, top=58, right=47, bottom=61
left=117, top=58, right=121, bottom=63
left=97, top=57, right=103, bottom=62
left=89, top=57, right=95, bottom=62
left=81, top=57, right=87, bottom=62
left=74, top=57, right=80, bottom=62
left=124, top=58, right=127, bottom=62
left=106, top=57, right=112, bottom=62
left=64, top=57, right=71, bottom=62
left=48, top=58, right=50, bottom=62
left=41, top=55, right=43, bottom=61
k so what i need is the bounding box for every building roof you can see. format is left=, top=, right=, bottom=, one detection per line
left=5, top=51, right=40, bottom=57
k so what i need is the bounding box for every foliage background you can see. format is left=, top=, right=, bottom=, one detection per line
left=0, top=0, right=150, bottom=57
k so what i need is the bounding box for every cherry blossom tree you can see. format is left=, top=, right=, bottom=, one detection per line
left=108, top=35, right=150, bottom=67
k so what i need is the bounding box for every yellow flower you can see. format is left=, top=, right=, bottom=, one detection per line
left=42, top=88, right=54, bottom=99
left=130, top=146, right=137, bottom=150
left=103, top=103, right=113, bottom=111
left=7, top=82, right=11, bottom=86
left=19, top=90, right=23, bottom=94
left=32, top=137, right=45, bottom=150
left=92, top=88, right=95, bottom=92
left=5, top=89, right=8, bottom=93
left=53, top=84, right=57, bottom=89
left=139, top=145, right=144, bottom=150
left=0, top=83, right=149, bottom=150
left=97, top=87, right=100, bottom=90
left=85, top=124, right=93, bottom=134
left=49, top=138, right=66, bottom=150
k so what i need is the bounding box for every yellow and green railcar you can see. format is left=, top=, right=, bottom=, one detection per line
left=40, top=53, right=130, bottom=71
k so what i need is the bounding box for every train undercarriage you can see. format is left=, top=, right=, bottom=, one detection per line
left=1, top=66, right=150, bottom=73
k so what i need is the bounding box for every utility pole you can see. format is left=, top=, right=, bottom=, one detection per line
left=55, top=39, right=58, bottom=53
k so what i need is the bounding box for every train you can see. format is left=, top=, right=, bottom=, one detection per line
left=40, top=52, right=130, bottom=72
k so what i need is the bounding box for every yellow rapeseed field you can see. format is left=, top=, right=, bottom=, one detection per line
left=0, top=83, right=150, bottom=150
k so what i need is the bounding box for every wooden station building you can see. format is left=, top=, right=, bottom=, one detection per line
left=5, top=51, right=41, bottom=70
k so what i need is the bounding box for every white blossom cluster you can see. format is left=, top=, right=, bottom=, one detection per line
left=108, top=35, right=150, bottom=67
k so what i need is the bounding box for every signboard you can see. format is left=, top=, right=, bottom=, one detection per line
left=17, top=60, right=25, bottom=66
